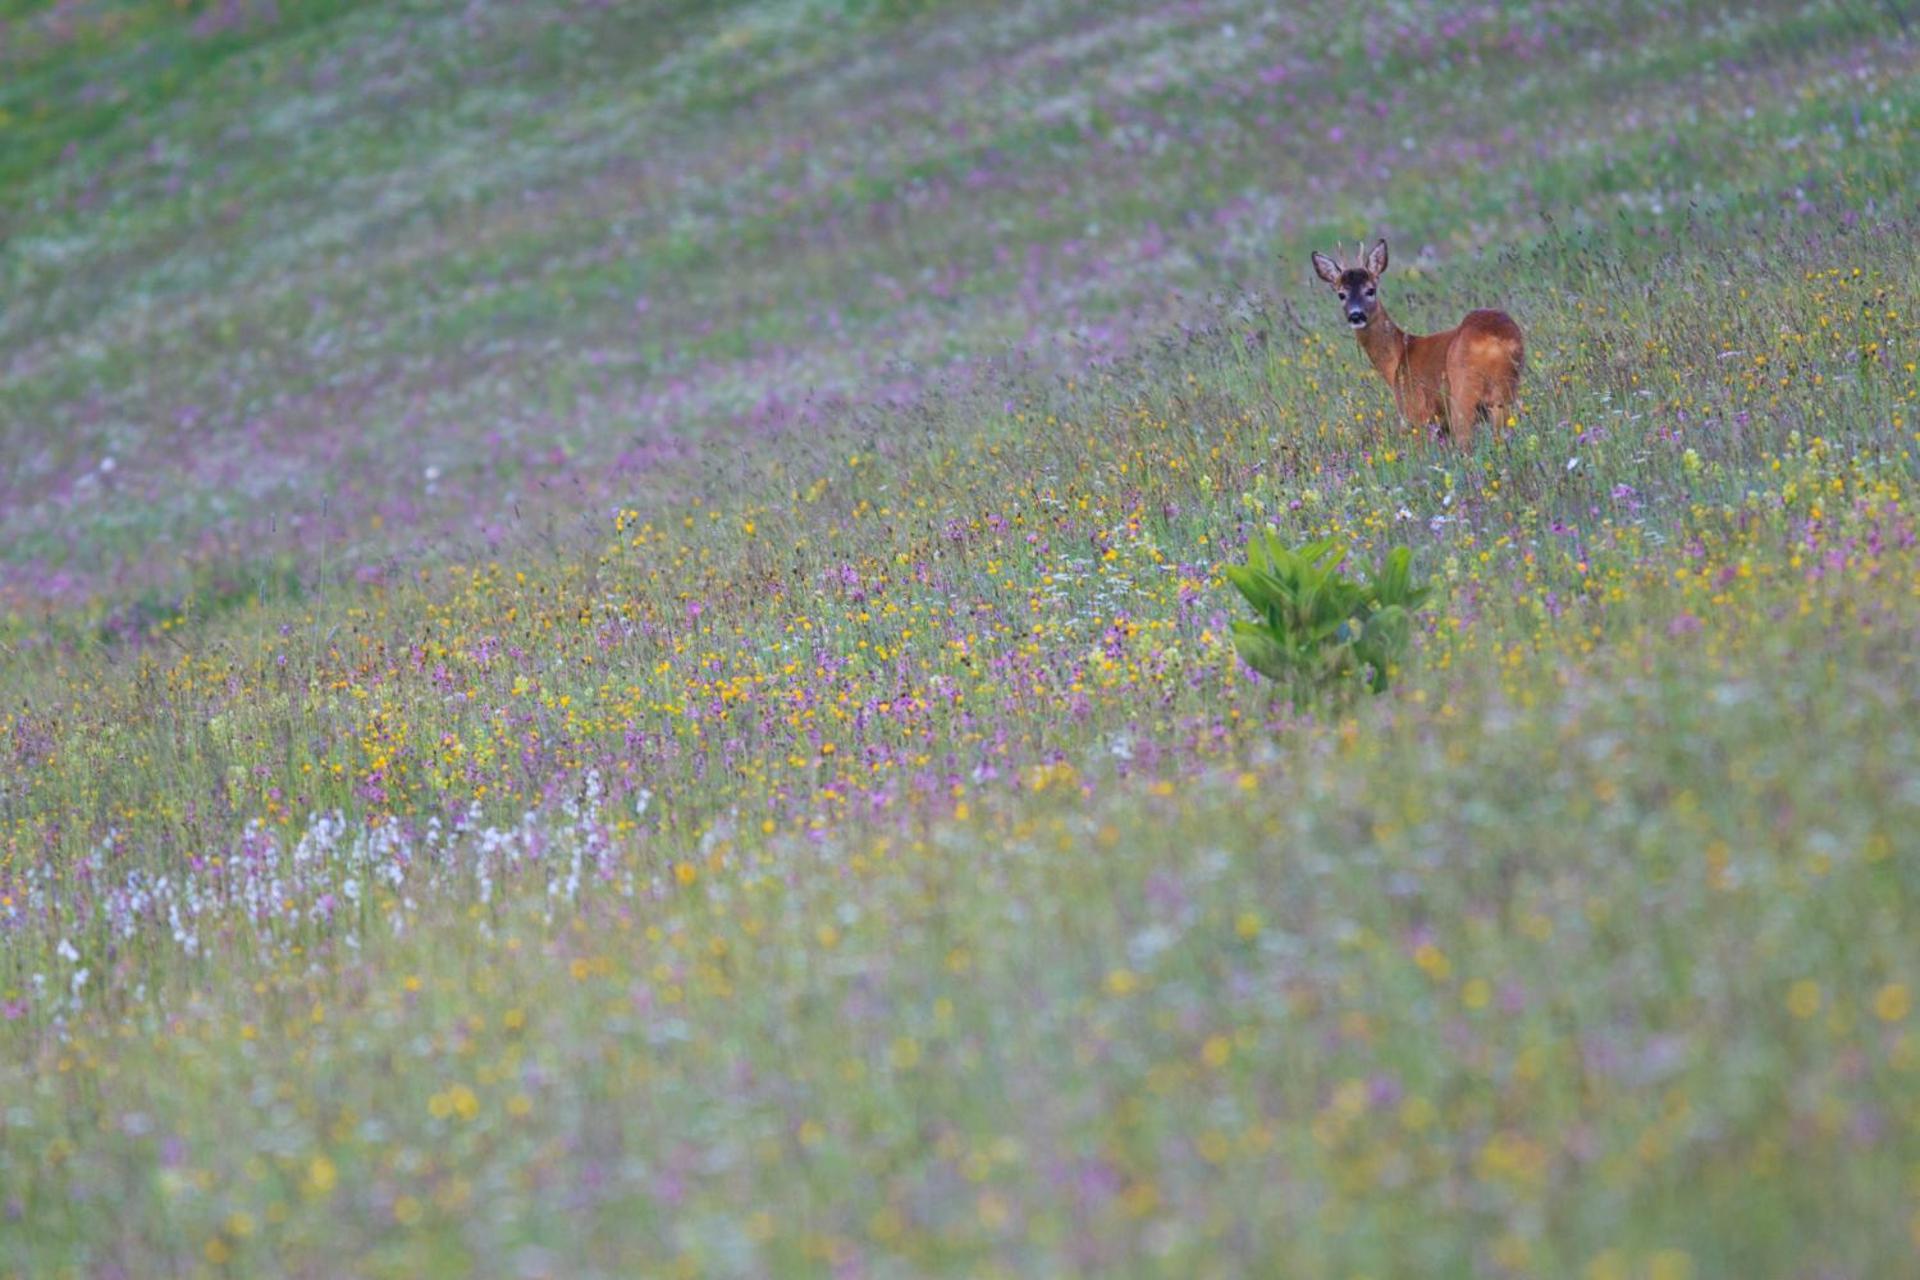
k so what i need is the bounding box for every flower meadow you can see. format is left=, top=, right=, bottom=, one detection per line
left=2, top=1, right=1918, bottom=1276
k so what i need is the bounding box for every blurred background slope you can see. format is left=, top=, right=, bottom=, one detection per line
left=2, top=0, right=1911, bottom=631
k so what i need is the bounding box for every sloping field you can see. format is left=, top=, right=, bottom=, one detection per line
left=1, top=1, right=1916, bottom=1275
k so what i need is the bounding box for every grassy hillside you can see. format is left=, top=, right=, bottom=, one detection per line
left=2, top=1, right=1916, bottom=1276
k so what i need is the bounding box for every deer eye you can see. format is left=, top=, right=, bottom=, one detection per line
left=1365, top=287, right=1376, bottom=297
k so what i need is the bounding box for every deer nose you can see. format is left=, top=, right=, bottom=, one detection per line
left=1346, top=309, right=1366, bottom=325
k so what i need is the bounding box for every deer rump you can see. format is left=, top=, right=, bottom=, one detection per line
left=1396, top=310, right=1525, bottom=436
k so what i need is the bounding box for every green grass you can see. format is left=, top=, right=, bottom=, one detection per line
left=1, top=1, right=1917, bottom=1276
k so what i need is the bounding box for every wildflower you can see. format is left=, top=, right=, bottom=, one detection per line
left=1200, top=1034, right=1231, bottom=1068
left=1120, top=1181, right=1159, bottom=1218
left=888, top=1037, right=921, bottom=1070
left=305, top=1156, right=337, bottom=1197
left=1413, top=943, right=1452, bottom=981
left=1649, top=1250, right=1694, bottom=1280
left=869, top=1206, right=905, bottom=1242
left=1584, top=1251, right=1628, bottom=1280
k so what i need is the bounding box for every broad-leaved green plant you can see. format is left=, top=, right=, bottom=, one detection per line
left=1227, top=535, right=1433, bottom=707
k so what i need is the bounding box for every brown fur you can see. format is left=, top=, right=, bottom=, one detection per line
left=1310, top=240, right=1524, bottom=449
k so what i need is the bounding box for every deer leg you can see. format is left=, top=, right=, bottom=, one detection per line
left=1410, top=401, right=1436, bottom=444
left=1484, top=374, right=1520, bottom=434
left=1446, top=381, right=1482, bottom=451
left=1408, top=386, right=1447, bottom=446
left=1489, top=363, right=1523, bottom=433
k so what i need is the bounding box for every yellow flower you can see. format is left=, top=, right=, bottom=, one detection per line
left=1649, top=1249, right=1694, bottom=1280
left=1786, top=980, right=1822, bottom=1019
left=1583, top=1250, right=1628, bottom=1280
left=306, top=1155, right=338, bottom=1197
left=869, top=1206, right=905, bottom=1242
left=1105, top=968, right=1140, bottom=997
left=1873, top=983, right=1910, bottom=1023
left=1414, top=943, right=1452, bottom=981
left=1120, top=1181, right=1159, bottom=1218
left=888, top=1036, right=921, bottom=1070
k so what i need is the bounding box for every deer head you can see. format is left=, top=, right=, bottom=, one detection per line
left=1311, top=239, right=1390, bottom=330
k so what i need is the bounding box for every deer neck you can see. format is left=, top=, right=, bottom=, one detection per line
left=1356, top=306, right=1412, bottom=385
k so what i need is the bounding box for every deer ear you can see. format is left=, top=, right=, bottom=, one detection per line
left=1367, top=239, right=1389, bottom=276
left=1310, top=251, right=1341, bottom=284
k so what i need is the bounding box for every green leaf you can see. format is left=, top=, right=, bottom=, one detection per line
left=1365, top=604, right=1412, bottom=654
left=1231, top=623, right=1292, bottom=682
left=1226, top=565, right=1291, bottom=615
left=1377, top=547, right=1410, bottom=603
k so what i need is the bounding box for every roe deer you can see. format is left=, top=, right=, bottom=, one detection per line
left=1310, top=239, right=1523, bottom=449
